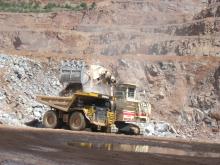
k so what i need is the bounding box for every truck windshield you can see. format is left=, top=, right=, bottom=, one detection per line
left=75, top=96, right=110, bottom=108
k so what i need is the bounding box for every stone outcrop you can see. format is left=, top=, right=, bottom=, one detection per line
left=1, top=52, right=220, bottom=138
left=0, top=0, right=207, bottom=56
left=0, top=53, right=62, bottom=126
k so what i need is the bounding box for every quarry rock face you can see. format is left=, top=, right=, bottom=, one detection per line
left=114, top=57, right=220, bottom=138
left=0, top=0, right=210, bottom=56
left=0, top=53, right=220, bottom=138
left=0, top=53, right=62, bottom=126
left=0, top=0, right=220, bottom=139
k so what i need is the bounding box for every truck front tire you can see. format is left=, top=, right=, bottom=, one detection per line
left=43, top=110, right=59, bottom=129
left=69, top=112, right=86, bottom=131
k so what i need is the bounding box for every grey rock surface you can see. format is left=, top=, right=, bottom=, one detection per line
left=0, top=53, right=62, bottom=126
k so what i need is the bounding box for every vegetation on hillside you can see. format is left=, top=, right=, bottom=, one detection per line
left=0, top=0, right=96, bottom=13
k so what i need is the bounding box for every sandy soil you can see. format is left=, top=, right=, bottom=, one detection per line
left=0, top=125, right=220, bottom=165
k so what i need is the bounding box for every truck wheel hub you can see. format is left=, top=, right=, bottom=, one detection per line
left=47, top=115, right=55, bottom=125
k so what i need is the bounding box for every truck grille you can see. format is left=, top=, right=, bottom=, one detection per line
left=95, top=107, right=107, bottom=123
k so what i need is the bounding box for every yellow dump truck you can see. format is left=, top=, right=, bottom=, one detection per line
left=37, top=92, right=117, bottom=133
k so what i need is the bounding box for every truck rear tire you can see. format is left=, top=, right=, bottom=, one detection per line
left=43, top=110, right=59, bottom=129
left=69, top=112, right=86, bottom=131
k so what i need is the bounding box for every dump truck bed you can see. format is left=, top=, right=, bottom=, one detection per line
left=37, top=92, right=112, bottom=112
left=36, top=95, right=74, bottom=112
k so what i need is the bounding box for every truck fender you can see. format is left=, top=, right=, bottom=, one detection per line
left=81, top=109, right=92, bottom=123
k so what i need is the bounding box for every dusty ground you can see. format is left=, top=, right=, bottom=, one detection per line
left=0, top=125, right=220, bottom=165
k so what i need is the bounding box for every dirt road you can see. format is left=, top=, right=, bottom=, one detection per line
left=0, top=125, right=220, bottom=165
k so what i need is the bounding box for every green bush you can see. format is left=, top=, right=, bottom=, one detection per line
left=64, top=4, right=72, bottom=9
left=80, top=2, right=87, bottom=10
left=0, top=1, right=94, bottom=13
left=90, top=2, right=96, bottom=10
left=33, top=2, right=40, bottom=9
left=44, top=3, right=57, bottom=10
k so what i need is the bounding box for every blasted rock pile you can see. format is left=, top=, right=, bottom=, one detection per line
left=0, top=53, right=62, bottom=126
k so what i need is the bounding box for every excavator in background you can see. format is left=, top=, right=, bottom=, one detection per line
left=114, top=83, right=151, bottom=135
left=37, top=61, right=151, bottom=135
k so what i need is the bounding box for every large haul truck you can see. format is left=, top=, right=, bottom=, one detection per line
left=37, top=92, right=117, bottom=133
